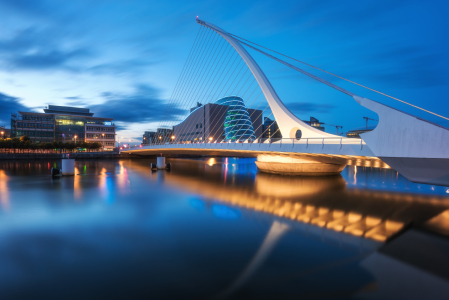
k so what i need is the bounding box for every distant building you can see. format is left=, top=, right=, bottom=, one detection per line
left=156, top=128, right=173, bottom=143
left=11, top=105, right=116, bottom=150
left=173, top=96, right=262, bottom=143
left=143, top=131, right=156, bottom=145
left=302, top=117, right=325, bottom=131
left=262, top=116, right=324, bottom=140
left=262, top=118, right=282, bottom=140
left=0, top=126, right=10, bottom=138
left=346, top=125, right=376, bottom=138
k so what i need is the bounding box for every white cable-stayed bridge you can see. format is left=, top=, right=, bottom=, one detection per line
left=122, top=18, right=449, bottom=186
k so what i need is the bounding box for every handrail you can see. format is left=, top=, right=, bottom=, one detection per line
left=138, top=136, right=365, bottom=150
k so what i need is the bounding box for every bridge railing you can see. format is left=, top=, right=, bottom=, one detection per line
left=134, top=137, right=366, bottom=150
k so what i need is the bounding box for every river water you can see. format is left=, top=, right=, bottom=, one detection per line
left=0, top=158, right=448, bottom=299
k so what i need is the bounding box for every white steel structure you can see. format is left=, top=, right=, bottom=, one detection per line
left=123, top=19, right=449, bottom=185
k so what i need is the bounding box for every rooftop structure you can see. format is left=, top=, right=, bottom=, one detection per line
left=346, top=125, right=376, bottom=138
left=43, top=105, right=94, bottom=117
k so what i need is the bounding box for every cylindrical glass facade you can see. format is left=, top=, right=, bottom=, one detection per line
left=215, top=96, right=256, bottom=141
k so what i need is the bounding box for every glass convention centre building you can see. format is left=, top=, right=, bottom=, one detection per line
left=173, top=96, right=262, bottom=143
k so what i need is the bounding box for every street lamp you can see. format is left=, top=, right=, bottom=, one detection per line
left=209, top=137, right=213, bottom=142
left=74, top=135, right=77, bottom=144
left=1, top=131, right=4, bottom=139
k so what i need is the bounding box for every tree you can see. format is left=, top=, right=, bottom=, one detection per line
left=20, top=135, right=30, bottom=142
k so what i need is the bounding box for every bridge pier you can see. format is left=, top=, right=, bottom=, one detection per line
left=255, top=154, right=346, bottom=176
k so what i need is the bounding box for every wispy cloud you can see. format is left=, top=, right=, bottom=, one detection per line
left=287, top=102, right=335, bottom=114
left=90, top=84, right=187, bottom=125
left=0, top=92, right=31, bottom=124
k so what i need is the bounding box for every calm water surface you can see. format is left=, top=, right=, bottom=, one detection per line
left=0, top=158, right=449, bottom=299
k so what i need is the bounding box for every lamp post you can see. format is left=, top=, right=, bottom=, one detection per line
left=209, top=137, right=213, bottom=143
left=171, top=135, right=175, bottom=144
left=102, top=133, right=105, bottom=151
left=159, top=136, right=162, bottom=144
left=1, top=131, right=4, bottom=139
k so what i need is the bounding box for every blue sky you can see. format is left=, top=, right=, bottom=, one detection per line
left=0, top=0, right=448, bottom=141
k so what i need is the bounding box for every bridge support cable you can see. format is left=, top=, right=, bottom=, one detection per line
left=168, top=35, right=227, bottom=143
left=176, top=49, right=243, bottom=143
left=197, top=19, right=338, bottom=139
left=164, top=23, right=279, bottom=145
left=159, top=28, right=212, bottom=139
left=178, top=64, right=253, bottom=144
left=172, top=49, right=245, bottom=144
left=171, top=29, right=264, bottom=145
left=238, top=39, right=356, bottom=97
left=230, top=33, right=449, bottom=122
left=174, top=33, right=222, bottom=123
left=157, top=26, right=205, bottom=133
left=161, top=28, right=220, bottom=143
left=161, top=29, right=225, bottom=143
left=158, top=26, right=208, bottom=134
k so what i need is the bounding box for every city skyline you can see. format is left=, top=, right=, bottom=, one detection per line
left=0, top=0, right=448, bottom=142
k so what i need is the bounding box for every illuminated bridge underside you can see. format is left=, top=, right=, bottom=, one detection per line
left=122, top=140, right=373, bottom=165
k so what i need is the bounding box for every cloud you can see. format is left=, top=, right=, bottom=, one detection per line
left=0, top=92, right=31, bottom=125
left=0, top=28, right=91, bottom=71
left=287, top=102, right=335, bottom=114
left=90, top=84, right=187, bottom=125
left=87, top=59, right=157, bottom=75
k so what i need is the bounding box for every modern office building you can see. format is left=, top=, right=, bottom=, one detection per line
left=262, top=117, right=282, bottom=140
left=142, top=131, right=157, bottom=145
left=302, top=117, right=325, bottom=131
left=11, top=105, right=116, bottom=150
left=173, top=96, right=262, bottom=143
left=156, top=128, right=173, bottom=143
left=346, top=125, right=376, bottom=138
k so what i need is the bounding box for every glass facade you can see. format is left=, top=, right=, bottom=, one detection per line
left=55, top=116, right=86, bottom=142
left=215, top=96, right=256, bottom=141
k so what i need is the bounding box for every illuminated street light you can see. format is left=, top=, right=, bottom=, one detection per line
left=74, top=135, right=77, bottom=144
left=171, top=135, right=175, bottom=139
left=209, top=137, right=213, bottom=141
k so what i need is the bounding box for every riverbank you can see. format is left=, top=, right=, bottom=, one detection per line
left=0, top=152, right=208, bottom=160
left=0, top=152, right=122, bottom=160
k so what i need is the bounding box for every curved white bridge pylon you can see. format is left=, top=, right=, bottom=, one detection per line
left=196, top=18, right=337, bottom=140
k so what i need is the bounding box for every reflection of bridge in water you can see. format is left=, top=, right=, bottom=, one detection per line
left=125, top=158, right=449, bottom=298
left=130, top=158, right=449, bottom=245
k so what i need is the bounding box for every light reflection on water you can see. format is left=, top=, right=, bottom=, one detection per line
left=0, top=158, right=448, bottom=299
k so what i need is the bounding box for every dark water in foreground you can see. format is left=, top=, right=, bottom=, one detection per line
left=0, top=158, right=449, bottom=299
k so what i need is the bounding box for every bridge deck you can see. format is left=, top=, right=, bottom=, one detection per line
left=121, top=139, right=375, bottom=164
